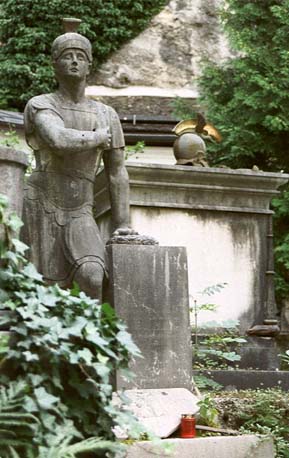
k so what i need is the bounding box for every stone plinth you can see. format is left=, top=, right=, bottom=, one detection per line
left=0, top=146, right=29, bottom=216
left=95, top=164, right=289, bottom=333
left=107, top=244, right=192, bottom=389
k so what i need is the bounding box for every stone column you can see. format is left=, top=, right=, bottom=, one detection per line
left=0, top=146, right=28, bottom=337
left=106, top=243, right=192, bottom=390
left=0, top=146, right=29, bottom=216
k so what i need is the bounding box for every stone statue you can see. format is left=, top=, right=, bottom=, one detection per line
left=22, top=19, right=135, bottom=300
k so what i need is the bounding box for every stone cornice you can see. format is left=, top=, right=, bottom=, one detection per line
left=94, top=163, right=289, bottom=217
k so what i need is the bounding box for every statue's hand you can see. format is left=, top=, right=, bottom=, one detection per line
left=95, top=128, right=111, bottom=149
left=112, top=227, right=138, bottom=236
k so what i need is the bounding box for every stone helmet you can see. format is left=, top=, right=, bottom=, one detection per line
left=51, top=18, right=92, bottom=62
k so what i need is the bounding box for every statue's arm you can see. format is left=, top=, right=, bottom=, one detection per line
left=34, top=110, right=109, bottom=155
left=103, top=147, right=135, bottom=235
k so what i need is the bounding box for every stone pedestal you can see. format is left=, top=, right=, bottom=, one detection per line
left=0, top=146, right=29, bottom=248
left=0, top=146, right=29, bottom=216
left=106, top=244, right=192, bottom=389
left=0, top=147, right=28, bottom=336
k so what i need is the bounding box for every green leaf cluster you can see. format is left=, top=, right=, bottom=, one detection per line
left=0, top=195, right=142, bottom=457
left=0, top=0, right=167, bottom=110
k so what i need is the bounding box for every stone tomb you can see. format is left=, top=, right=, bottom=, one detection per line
left=107, top=243, right=192, bottom=390
left=96, top=163, right=289, bottom=334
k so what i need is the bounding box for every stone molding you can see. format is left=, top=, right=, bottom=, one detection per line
left=94, top=163, right=289, bottom=217
left=0, top=146, right=29, bottom=168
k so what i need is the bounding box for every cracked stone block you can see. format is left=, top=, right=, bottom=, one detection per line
left=113, top=388, right=199, bottom=438
left=106, top=245, right=192, bottom=389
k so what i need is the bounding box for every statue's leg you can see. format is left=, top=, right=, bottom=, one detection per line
left=74, top=262, right=104, bottom=301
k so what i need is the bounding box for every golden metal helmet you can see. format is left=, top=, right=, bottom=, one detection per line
left=173, top=132, right=207, bottom=166
left=173, top=118, right=222, bottom=143
left=51, top=19, right=92, bottom=62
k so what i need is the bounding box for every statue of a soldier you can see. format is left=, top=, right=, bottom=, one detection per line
left=22, top=19, right=135, bottom=300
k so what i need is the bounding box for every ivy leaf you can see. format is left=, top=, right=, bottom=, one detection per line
left=101, top=302, right=116, bottom=321
left=77, top=348, right=93, bottom=364
left=36, top=285, right=58, bottom=307
left=22, top=263, right=43, bottom=281
left=94, top=363, right=110, bottom=378
left=6, top=213, right=23, bottom=232
left=24, top=396, right=38, bottom=413
left=4, top=250, right=19, bottom=265
left=85, top=322, right=108, bottom=347
left=34, top=387, right=59, bottom=410
left=0, top=194, right=9, bottom=208
left=0, top=288, right=10, bottom=302
left=11, top=238, right=29, bottom=255
left=68, top=317, right=88, bottom=337
left=23, top=351, right=39, bottom=362
left=116, top=330, right=142, bottom=357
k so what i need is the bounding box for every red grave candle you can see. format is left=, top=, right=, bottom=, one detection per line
left=180, top=414, right=196, bottom=438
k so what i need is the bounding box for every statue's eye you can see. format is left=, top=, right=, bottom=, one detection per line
left=62, top=53, right=73, bottom=60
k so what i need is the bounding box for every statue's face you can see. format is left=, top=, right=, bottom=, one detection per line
left=53, top=47, right=90, bottom=81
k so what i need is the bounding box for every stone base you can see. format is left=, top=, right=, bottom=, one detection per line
left=107, top=244, right=192, bottom=389
left=237, top=336, right=280, bottom=370
left=126, top=435, right=274, bottom=458
left=193, top=369, right=289, bottom=390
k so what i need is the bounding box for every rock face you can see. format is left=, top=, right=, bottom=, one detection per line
left=91, top=0, right=232, bottom=92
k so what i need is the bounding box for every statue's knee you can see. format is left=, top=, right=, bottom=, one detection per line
left=74, top=262, right=104, bottom=298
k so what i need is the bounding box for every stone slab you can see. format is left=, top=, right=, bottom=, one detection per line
left=107, top=245, right=192, bottom=389
left=125, top=435, right=275, bottom=458
left=193, top=369, right=289, bottom=390
left=113, top=388, right=199, bottom=438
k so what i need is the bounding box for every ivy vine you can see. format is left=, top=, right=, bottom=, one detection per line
left=0, top=193, right=143, bottom=457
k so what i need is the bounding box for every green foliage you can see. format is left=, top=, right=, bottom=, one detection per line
left=214, top=389, right=289, bottom=458
left=198, top=1, right=289, bottom=170
left=279, top=349, right=289, bottom=369
left=193, top=375, right=222, bottom=392
left=125, top=141, right=145, bottom=160
left=193, top=328, right=246, bottom=370
left=0, top=194, right=143, bottom=457
left=0, top=0, right=167, bottom=110
left=197, top=395, right=220, bottom=428
left=0, top=127, right=20, bottom=148
left=0, top=381, right=40, bottom=458
left=192, top=283, right=245, bottom=372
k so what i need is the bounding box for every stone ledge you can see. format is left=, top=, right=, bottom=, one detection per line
left=0, top=146, right=29, bottom=168
left=94, top=163, right=289, bottom=217
left=193, top=369, right=289, bottom=390
left=126, top=435, right=274, bottom=458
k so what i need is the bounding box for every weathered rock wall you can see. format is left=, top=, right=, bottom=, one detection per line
left=90, top=0, right=232, bottom=92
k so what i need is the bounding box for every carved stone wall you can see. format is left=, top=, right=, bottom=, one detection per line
left=90, top=0, right=232, bottom=92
